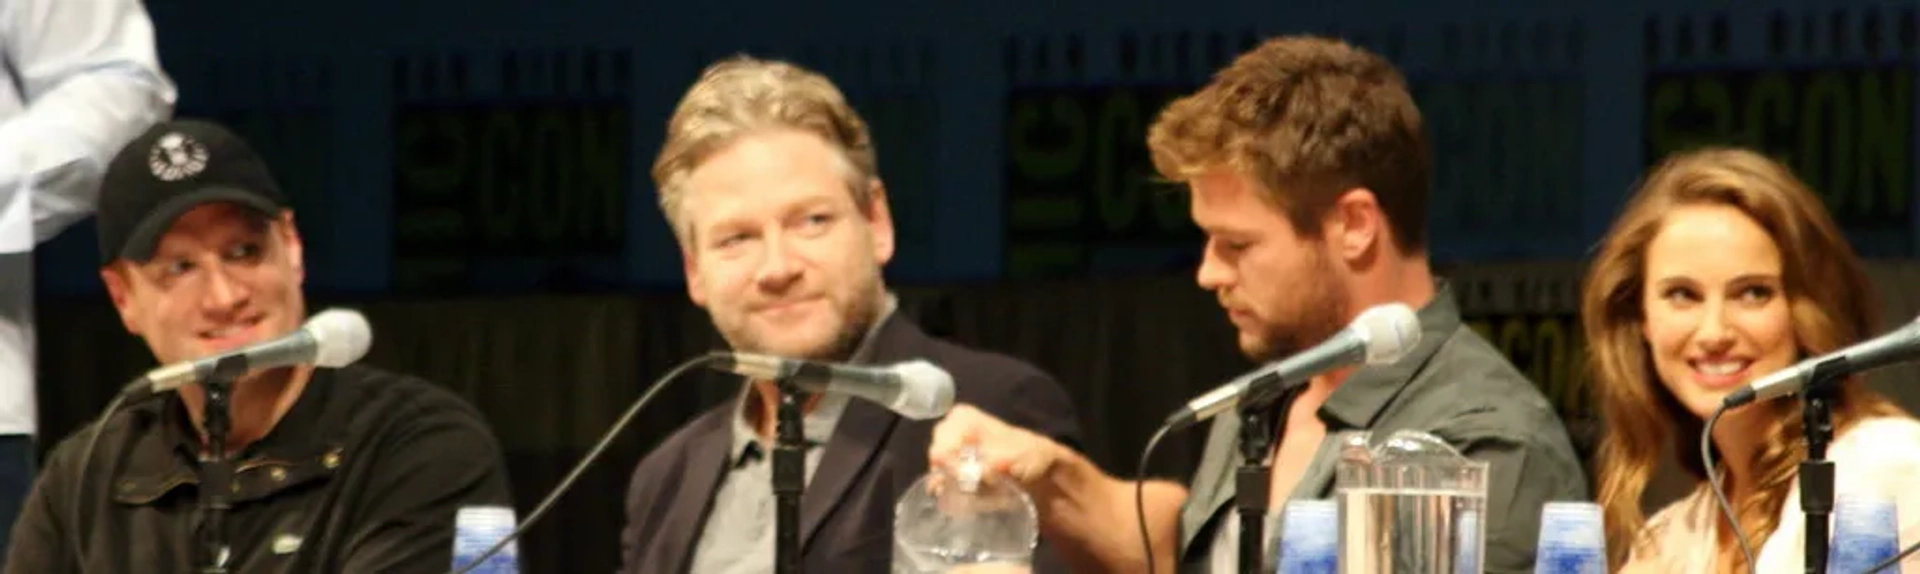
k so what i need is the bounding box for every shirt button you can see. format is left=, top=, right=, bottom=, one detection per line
left=269, top=467, right=288, bottom=482
left=322, top=449, right=343, bottom=469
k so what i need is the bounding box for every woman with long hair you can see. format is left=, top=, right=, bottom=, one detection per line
left=1582, top=146, right=1920, bottom=572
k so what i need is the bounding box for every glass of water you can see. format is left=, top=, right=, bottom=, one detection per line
left=1274, top=499, right=1340, bottom=574
left=1534, top=501, right=1607, bottom=574
left=1831, top=493, right=1901, bottom=574
left=893, top=447, right=1038, bottom=574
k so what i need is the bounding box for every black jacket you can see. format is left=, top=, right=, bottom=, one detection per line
left=619, top=315, right=1084, bottom=574
left=5, top=364, right=515, bottom=573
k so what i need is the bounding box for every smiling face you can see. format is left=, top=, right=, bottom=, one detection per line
left=102, top=202, right=308, bottom=365
left=1640, top=203, right=1799, bottom=419
left=677, top=129, right=896, bottom=360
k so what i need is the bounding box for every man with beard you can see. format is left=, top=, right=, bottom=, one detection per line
left=617, top=56, right=1082, bottom=574
left=927, top=36, right=1585, bottom=573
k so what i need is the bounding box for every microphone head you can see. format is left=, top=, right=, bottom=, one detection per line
left=305, top=308, right=373, bottom=368
left=888, top=360, right=955, bottom=420
left=1353, top=303, right=1422, bottom=364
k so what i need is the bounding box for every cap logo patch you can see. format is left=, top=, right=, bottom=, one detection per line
left=147, top=133, right=209, bottom=182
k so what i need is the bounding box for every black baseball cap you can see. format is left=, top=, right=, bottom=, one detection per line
left=96, top=119, right=289, bottom=264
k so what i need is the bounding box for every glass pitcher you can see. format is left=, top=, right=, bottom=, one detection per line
left=1333, top=429, right=1489, bottom=574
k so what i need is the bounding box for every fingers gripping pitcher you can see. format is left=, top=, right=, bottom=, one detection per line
left=1334, top=429, right=1489, bottom=574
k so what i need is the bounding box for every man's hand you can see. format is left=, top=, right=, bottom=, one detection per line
left=930, top=404, right=1071, bottom=490
left=933, top=404, right=1190, bottom=573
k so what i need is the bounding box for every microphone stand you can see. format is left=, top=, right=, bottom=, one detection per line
left=772, top=379, right=808, bottom=574
left=197, top=355, right=248, bottom=573
left=1801, top=359, right=1844, bottom=574
left=1235, top=384, right=1304, bottom=574
left=1235, top=407, right=1275, bottom=574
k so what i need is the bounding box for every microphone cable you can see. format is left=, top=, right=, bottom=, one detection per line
left=1702, top=403, right=1758, bottom=573
left=1135, top=423, right=1173, bottom=574
left=69, top=385, right=147, bottom=572
left=450, top=352, right=720, bottom=574
left=1863, top=540, right=1920, bottom=573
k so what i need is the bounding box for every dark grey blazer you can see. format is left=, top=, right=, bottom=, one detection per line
left=618, top=315, right=1083, bottom=574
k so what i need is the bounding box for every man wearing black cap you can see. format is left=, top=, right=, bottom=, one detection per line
left=4, top=119, right=517, bottom=573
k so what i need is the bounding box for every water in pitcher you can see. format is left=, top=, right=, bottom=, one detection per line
left=1333, top=430, right=1490, bottom=574
left=1337, top=486, right=1485, bottom=574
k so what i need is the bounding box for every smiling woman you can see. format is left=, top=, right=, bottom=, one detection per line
left=1580, top=146, right=1920, bottom=573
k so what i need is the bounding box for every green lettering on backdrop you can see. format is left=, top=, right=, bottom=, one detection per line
left=393, top=102, right=629, bottom=291
left=1645, top=68, right=1913, bottom=250
left=1092, top=90, right=1187, bottom=236
left=1004, top=86, right=1195, bottom=279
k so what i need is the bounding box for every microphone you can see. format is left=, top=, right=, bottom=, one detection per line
left=709, top=352, right=956, bottom=420
left=1723, top=315, right=1920, bottom=408
left=1162, top=302, right=1423, bottom=431
left=121, top=308, right=373, bottom=396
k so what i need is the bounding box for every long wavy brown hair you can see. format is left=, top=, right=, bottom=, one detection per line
left=1582, top=147, right=1904, bottom=568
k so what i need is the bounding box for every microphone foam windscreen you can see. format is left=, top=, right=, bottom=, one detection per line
left=1355, top=303, right=1422, bottom=364
left=892, top=360, right=956, bottom=420
left=307, top=308, right=373, bottom=368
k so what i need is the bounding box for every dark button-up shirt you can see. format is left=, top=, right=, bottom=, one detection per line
left=1179, top=280, right=1589, bottom=573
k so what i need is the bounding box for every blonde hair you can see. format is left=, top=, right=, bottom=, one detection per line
left=1582, top=147, right=1903, bottom=568
left=650, top=55, right=879, bottom=242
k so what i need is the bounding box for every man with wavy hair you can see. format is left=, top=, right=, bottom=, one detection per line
left=930, top=35, right=1586, bottom=573
left=618, top=56, right=1082, bottom=574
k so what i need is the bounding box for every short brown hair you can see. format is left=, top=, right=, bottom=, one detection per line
left=650, top=55, right=878, bottom=243
left=1147, top=35, right=1431, bottom=252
